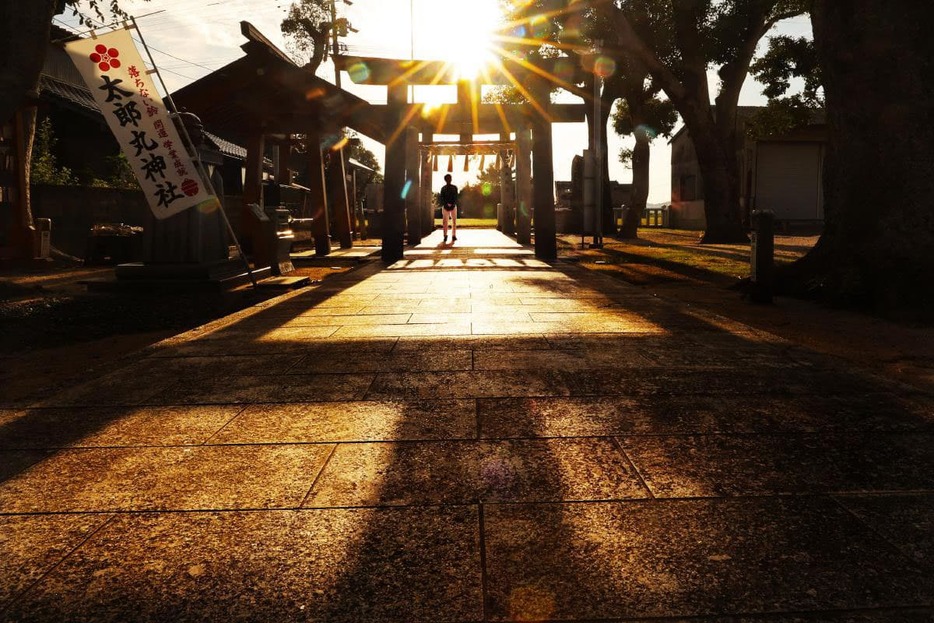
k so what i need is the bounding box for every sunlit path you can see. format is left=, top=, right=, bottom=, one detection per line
left=0, top=229, right=931, bottom=622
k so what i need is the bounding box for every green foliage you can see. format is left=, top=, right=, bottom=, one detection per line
left=87, top=153, right=140, bottom=189
left=280, top=0, right=352, bottom=72
left=482, top=86, right=528, bottom=104
left=281, top=0, right=330, bottom=53
left=30, top=118, right=77, bottom=186
left=751, top=35, right=822, bottom=104
left=618, top=147, right=633, bottom=166
left=65, top=0, right=139, bottom=27
left=745, top=96, right=817, bottom=139
left=611, top=97, right=678, bottom=140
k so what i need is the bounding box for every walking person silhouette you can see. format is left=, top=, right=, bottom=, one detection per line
left=439, top=173, right=458, bottom=244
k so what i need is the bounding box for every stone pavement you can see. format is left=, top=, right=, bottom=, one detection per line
left=1, top=229, right=932, bottom=622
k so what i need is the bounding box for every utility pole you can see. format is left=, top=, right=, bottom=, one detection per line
left=330, top=0, right=341, bottom=88
left=592, top=40, right=604, bottom=249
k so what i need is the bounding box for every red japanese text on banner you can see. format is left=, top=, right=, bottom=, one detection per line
left=64, top=28, right=215, bottom=220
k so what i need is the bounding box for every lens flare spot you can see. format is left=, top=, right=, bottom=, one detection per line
left=530, top=15, right=550, bottom=39
left=305, top=87, right=326, bottom=102
left=348, top=62, right=370, bottom=83
left=481, top=182, right=494, bottom=197
left=635, top=124, right=659, bottom=140
left=401, top=180, right=414, bottom=200
left=196, top=197, right=220, bottom=214
left=331, top=136, right=350, bottom=152
left=594, top=55, right=617, bottom=79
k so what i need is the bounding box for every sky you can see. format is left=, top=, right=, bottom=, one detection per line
left=58, top=0, right=812, bottom=204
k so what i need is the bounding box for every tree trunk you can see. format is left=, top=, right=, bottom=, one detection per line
left=781, top=1, right=934, bottom=315
left=598, top=90, right=616, bottom=237
left=620, top=134, right=649, bottom=239
left=0, top=0, right=56, bottom=124
left=685, top=111, right=748, bottom=243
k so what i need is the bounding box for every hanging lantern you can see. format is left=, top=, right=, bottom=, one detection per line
left=447, top=155, right=454, bottom=172
left=479, top=154, right=486, bottom=171
left=432, top=154, right=438, bottom=172
left=463, top=154, right=470, bottom=172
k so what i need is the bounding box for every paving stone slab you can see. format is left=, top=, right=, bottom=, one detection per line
left=285, top=348, right=473, bottom=373
left=334, top=322, right=473, bottom=338
left=478, top=394, right=934, bottom=439
left=213, top=400, right=477, bottom=444
left=2, top=507, right=482, bottom=623
left=837, top=494, right=934, bottom=572
left=0, top=444, right=333, bottom=513
left=621, top=609, right=934, bottom=622
left=279, top=313, right=416, bottom=327
left=128, top=353, right=306, bottom=378
left=393, top=335, right=553, bottom=351
left=366, top=370, right=570, bottom=401
left=304, top=439, right=647, bottom=507
left=146, top=373, right=375, bottom=405
left=0, top=405, right=243, bottom=449
left=482, top=498, right=932, bottom=621
left=30, top=372, right=172, bottom=408
left=621, top=433, right=934, bottom=497
left=559, top=368, right=893, bottom=398
left=478, top=397, right=645, bottom=438
left=150, top=330, right=343, bottom=356
left=474, top=348, right=653, bottom=372
left=0, top=513, right=111, bottom=608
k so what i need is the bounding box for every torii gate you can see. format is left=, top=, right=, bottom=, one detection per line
left=334, top=55, right=587, bottom=262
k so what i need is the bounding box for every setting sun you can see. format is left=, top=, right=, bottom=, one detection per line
left=419, top=0, right=504, bottom=80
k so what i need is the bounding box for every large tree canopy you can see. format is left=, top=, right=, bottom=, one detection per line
left=0, top=0, right=135, bottom=124
left=281, top=0, right=335, bottom=74
left=608, top=0, right=807, bottom=242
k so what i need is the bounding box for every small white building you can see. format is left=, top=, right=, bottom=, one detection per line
left=669, top=107, right=827, bottom=229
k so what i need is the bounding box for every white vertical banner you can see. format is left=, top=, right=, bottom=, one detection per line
left=65, top=27, right=215, bottom=220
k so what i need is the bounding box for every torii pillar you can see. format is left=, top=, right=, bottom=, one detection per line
left=500, top=133, right=516, bottom=237
left=515, top=126, right=533, bottom=245
left=405, top=126, right=421, bottom=246
left=382, top=84, right=408, bottom=263
left=420, top=132, right=435, bottom=237
left=530, top=77, right=557, bottom=260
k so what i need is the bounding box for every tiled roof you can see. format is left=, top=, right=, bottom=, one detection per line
left=203, top=130, right=247, bottom=160
left=39, top=73, right=246, bottom=160
left=39, top=74, right=100, bottom=117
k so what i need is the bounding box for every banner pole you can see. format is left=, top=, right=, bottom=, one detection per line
left=128, top=17, right=257, bottom=288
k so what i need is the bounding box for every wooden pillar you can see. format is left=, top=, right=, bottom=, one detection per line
left=420, top=132, right=435, bottom=236
left=241, top=131, right=265, bottom=255
left=332, top=146, right=353, bottom=249
left=382, top=84, right=407, bottom=263
left=405, top=126, right=421, bottom=246
left=515, top=127, right=533, bottom=245
left=9, top=108, right=36, bottom=258
left=306, top=129, right=331, bottom=257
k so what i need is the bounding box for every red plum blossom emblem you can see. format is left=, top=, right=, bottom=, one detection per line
left=181, top=179, right=200, bottom=197
left=89, top=44, right=121, bottom=72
